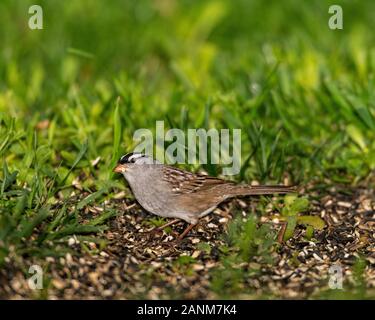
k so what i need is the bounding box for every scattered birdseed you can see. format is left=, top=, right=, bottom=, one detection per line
left=0, top=184, right=374, bottom=299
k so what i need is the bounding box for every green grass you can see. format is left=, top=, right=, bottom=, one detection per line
left=0, top=0, right=374, bottom=298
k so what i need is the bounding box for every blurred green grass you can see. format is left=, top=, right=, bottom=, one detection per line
left=0, top=0, right=374, bottom=298
left=1, top=0, right=374, bottom=185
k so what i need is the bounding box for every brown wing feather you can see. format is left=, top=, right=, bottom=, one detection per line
left=161, top=166, right=295, bottom=218
left=162, top=166, right=234, bottom=195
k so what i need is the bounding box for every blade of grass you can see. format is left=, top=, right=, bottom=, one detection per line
left=47, top=224, right=105, bottom=240
left=87, top=209, right=117, bottom=226
left=1, top=160, right=18, bottom=196
left=76, top=188, right=107, bottom=211
left=17, top=207, right=50, bottom=239
left=110, top=97, right=122, bottom=178
left=60, top=140, right=88, bottom=186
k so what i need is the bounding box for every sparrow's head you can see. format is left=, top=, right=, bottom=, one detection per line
left=113, top=152, right=157, bottom=174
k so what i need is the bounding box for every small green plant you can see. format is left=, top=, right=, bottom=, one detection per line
left=352, top=255, right=367, bottom=298
left=197, top=242, right=211, bottom=255
left=172, top=255, right=196, bottom=276
left=279, top=194, right=325, bottom=241
left=226, top=215, right=275, bottom=262
left=211, top=215, right=277, bottom=297
left=143, top=217, right=168, bottom=228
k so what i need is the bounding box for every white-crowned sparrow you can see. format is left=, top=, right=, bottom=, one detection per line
left=114, top=152, right=295, bottom=240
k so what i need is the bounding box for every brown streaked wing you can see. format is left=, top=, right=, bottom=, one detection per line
left=161, top=166, right=234, bottom=195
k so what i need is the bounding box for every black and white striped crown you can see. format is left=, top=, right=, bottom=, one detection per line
left=118, top=152, right=157, bottom=165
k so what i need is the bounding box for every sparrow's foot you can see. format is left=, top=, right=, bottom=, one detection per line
left=144, top=218, right=181, bottom=241
left=161, top=223, right=197, bottom=247
left=147, top=227, right=163, bottom=236
left=177, top=223, right=197, bottom=240
left=144, top=228, right=164, bottom=244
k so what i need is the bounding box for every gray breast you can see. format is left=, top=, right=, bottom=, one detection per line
left=124, top=165, right=178, bottom=218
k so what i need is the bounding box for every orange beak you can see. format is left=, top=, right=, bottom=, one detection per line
left=113, top=164, right=127, bottom=173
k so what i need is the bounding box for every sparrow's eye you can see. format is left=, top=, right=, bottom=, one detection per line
left=118, top=154, right=131, bottom=164
left=118, top=152, right=145, bottom=164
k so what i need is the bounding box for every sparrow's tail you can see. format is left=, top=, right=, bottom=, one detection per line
left=225, top=184, right=297, bottom=197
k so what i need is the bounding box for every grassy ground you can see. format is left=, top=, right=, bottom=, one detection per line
left=0, top=0, right=374, bottom=299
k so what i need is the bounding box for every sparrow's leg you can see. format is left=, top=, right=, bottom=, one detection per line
left=277, top=221, right=288, bottom=243
left=177, top=223, right=197, bottom=240
left=146, top=219, right=180, bottom=240
left=158, top=223, right=198, bottom=249
left=156, top=219, right=180, bottom=231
